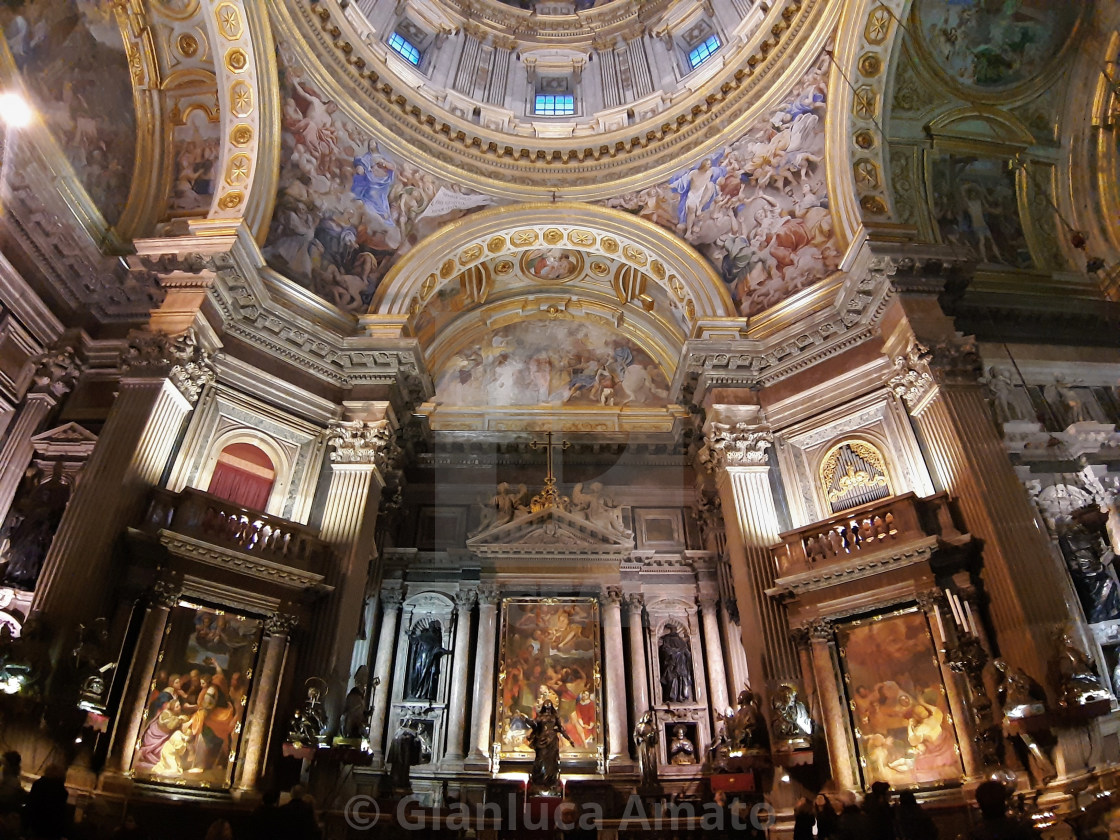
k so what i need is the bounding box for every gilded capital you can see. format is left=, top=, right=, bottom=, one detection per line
left=327, top=418, right=399, bottom=469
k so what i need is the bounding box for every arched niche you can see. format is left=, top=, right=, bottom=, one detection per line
left=193, top=429, right=294, bottom=517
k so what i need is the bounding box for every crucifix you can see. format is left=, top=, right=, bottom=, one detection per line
left=528, top=431, right=570, bottom=512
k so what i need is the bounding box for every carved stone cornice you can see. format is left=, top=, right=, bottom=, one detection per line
left=119, top=329, right=215, bottom=404
left=29, top=344, right=82, bottom=400
left=699, top=423, right=774, bottom=473
left=327, top=419, right=400, bottom=470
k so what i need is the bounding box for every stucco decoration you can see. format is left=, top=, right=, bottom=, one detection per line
left=263, top=42, right=495, bottom=314
left=432, top=320, right=669, bottom=408
left=914, top=0, right=1078, bottom=92
left=0, top=0, right=136, bottom=224
left=606, top=52, right=838, bottom=317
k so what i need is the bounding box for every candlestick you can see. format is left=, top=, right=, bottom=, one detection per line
left=963, top=601, right=977, bottom=636
left=933, top=605, right=945, bottom=645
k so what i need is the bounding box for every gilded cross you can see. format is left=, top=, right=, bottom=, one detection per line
left=529, top=431, right=570, bottom=511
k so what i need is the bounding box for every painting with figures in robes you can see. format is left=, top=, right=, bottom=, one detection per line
left=496, top=598, right=602, bottom=759
left=836, top=608, right=962, bottom=790
left=130, top=603, right=261, bottom=789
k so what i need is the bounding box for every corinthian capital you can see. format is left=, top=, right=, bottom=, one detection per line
left=887, top=341, right=935, bottom=409
left=30, top=344, right=82, bottom=399
left=119, top=329, right=215, bottom=404
left=327, top=419, right=399, bottom=469
left=700, top=422, right=773, bottom=472
left=888, top=337, right=981, bottom=409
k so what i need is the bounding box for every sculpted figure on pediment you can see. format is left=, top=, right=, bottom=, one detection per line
left=571, top=482, right=630, bottom=537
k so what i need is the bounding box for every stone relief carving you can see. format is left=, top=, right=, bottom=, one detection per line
left=571, top=482, right=631, bottom=537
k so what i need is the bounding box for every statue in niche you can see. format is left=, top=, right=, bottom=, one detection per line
left=770, top=683, right=812, bottom=746
left=572, top=483, right=630, bottom=536
left=668, top=725, right=697, bottom=765
left=633, top=710, right=659, bottom=788
left=720, top=688, right=768, bottom=752
left=1058, top=506, right=1120, bottom=624
left=1054, top=630, right=1111, bottom=708
left=338, top=666, right=369, bottom=741
left=517, top=699, right=574, bottom=795
left=0, top=464, right=71, bottom=590
left=404, top=619, right=451, bottom=702
left=470, top=483, right=526, bottom=536
left=658, top=625, right=694, bottom=703
left=387, top=719, right=432, bottom=791
left=983, top=366, right=1029, bottom=426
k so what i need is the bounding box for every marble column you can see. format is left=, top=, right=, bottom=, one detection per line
left=34, top=330, right=213, bottom=632
left=601, top=586, right=629, bottom=767
left=111, top=579, right=179, bottom=773
left=369, top=589, right=402, bottom=766
left=316, top=415, right=394, bottom=708
left=466, top=586, right=500, bottom=770
left=888, top=337, right=1071, bottom=679
left=921, top=594, right=979, bottom=779
left=719, top=595, right=750, bottom=698
left=806, top=620, right=857, bottom=790
left=702, top=406, right=799, bottom=711
left=699, top=596, right=730, bottom=717
left=625, top=594, right=650, bottom=727
left=237, top=613, right=295, bottom=791
left=443, top=588, right=476, bottom=764
left=0, top=345, right=80, bottom=524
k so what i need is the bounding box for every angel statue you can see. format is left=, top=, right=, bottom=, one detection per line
left=470, top=482, right=527, bottom=537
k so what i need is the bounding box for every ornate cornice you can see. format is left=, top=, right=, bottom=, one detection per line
left=119, top=329, right=216, bottom=404
left=327, top=418, right=400, bottom=470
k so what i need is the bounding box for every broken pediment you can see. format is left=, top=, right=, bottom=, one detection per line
left=467, top=506, right=635, bottom=560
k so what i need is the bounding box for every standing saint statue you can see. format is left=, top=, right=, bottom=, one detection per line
left=658, top=625, right=694, bottom=703
left=633, top=710, right=659, bottom=789
left=404, top=619, right=451, bottom=702
left=518, top=700, right=574, bottom=795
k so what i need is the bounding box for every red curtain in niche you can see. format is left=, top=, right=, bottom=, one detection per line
left=207, top=443, right=275, bottom=512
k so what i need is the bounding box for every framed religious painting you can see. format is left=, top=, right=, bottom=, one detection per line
left=835, top=607, right=963, bottom=790
left=495, top=597, right=602, bottom=760
left=129, top=601, right=262, bottom=789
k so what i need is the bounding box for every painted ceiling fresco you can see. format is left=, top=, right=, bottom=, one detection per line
left=606, top=52, right=837, bottom=318
left=263, top=41, right=496, bottom=313
left=915, top=0, right=1078, bottom=90
left=1, top=0, right=136, bottom=224
left=433, top=320, right=670, bottom=408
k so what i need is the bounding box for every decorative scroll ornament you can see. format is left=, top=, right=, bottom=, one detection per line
left=30, top=344, right=82, bottom=399
left=700, top=423, right=774, bottom=471
left=119, top=329, right=215, bottom=404
left=327, top=419, right=399, bottom=470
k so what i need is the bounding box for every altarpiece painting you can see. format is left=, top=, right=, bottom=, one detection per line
left=836, top=608, right=962, bottom=789
left=130, top=603, right=261, bottom=789
left=496, top=598, right=602, bottom=759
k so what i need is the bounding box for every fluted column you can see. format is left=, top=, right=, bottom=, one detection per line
left=237, top=612, right=296, bottom=790
left=0, top=345, right=80, bottom=524
left=601, top=586, right=629, bottom=767
left=33, top=330, right=213, bottom=630
left=701, top=406, right=799, bottom=712
left=369, top=588, right=402, bottom=765
left=314, top=414, right=396, bottom=716
left=699, top=596, right=730, bottom=717
left=625, top=594, right=649, bottom=730
left=467, top=586, right=500, bottom=770
left=111, top=579, right=180, bottom=773
left=443, top=589, right=476, bottom=764
left=888, top=337, right=1070, bottom=678
left=806, top=620, right=857, bottom=789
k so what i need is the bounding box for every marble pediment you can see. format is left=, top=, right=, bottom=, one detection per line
left=467, top=507, right=635, bottom=559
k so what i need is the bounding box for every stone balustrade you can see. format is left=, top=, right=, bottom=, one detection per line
left=141, top=487, right=331, bottom=574
left=771, top=492, right=961, bottom=577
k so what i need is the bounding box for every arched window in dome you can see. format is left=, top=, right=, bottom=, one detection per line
left=687, top=34, right=721, bottom=69
left=818, top=440, right=892, bottom=513
left=206, top=442, right=276, bottom=512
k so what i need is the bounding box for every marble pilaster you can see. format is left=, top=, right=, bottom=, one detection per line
left=369, top=589, right=402, bottom=765
left=601, top=586, right=629, bottom=767
left=466, top=586, right=500, bottom=770
left=237, top=612, right=296, bottom=790
left=443, top=588, right=476, bottom=764
left=33, top=330, right=212, bottom=629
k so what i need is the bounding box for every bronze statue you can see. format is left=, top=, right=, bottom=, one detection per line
left=668, top=725, right=697, bottom=765
left=771, top=683, right=812, bottom=746
left=658, top=625, right=694, bottom=703
left=1055, top=631, right=1110, bottom=707
left=517, top=700, right=574, bottom=795
left=633, top=710, right=658, bottom=788
left=1058, top=508, right=1120, bottom=624
left=721, top=688, right=768, bottom=751
left=387, top=719, right=431, bottom=791
left=404, top=619, right=451, bottom=702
